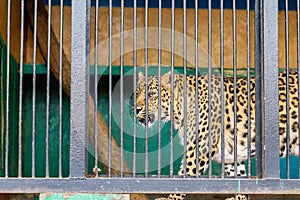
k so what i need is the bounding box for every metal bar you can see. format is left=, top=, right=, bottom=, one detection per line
left=32, top=0, right=38, bottom=178
left=70, top=0, right=90, bottom=178
left=1, top=178, right=300, bottom=194
left=263, top=0, right=279, bottom=179
left=18, top=0, right=25, bottom=178
left=85, top=0, right=91, bottom=176
left=208, top=0, right=212, bottom=178
left=58, top=0, right=64, bottom=179
left=194, top=0, right=199, bottom=177
left=144, top=0, right=149, bottom=177
left=133, top=0, right=137, bottom=178
left=232, top=0, right=238, bottom=177
left=220, top=0, right=225, bottom=179
left=45, top=0, right=52, bottom=178
left=170, top=0, right=175, bottom=177
left=284, top=0, right=290, bottom=179
left=94, top=0, right=99, bottom=177
left=5, top=0, right=11, bottom=178
left=120, top=0, right=124, bottom=177
left=157, top=0, right=162, bottom=177
left=246, top=0, right=251, bottom=178
left=108, top=0, right=113, bottom=177
left=183, top=0, right=187, bottom=177
left=254, top=0, right=263, bottom=178
left=297, top=0, right=300, bottom=181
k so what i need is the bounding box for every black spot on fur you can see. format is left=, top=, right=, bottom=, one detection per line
left=292, top=137, right=298, bottom=145
left=279, top=127, right=285, bottom=135
left=226, top=124, right=231, bottom=130
left=200, top=161, right=205, bottom=167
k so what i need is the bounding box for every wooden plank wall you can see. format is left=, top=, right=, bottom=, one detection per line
left=1, top=5, right=299, bottom=69
left=0, top=0, right=21, bottom=62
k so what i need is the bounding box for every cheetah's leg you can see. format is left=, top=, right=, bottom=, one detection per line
left=154, top=149, right=203, bottom=200
left=155, top=194, right=186, bottom=200
left=224, top=161, right=248, bottom=200
left=154, top=142, right=218, bottom=200
left=225, top=194, right=248, bottom=200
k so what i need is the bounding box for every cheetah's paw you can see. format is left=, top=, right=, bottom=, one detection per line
left=225, top=194, right=247, bottom=200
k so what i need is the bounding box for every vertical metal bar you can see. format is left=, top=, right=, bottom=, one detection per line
left=45, top=0, right=52, bottom=178
left=144, top=0, right=149, bottom=177
left=284, top=0, right=290, bottom=179
left=183, top=0, right=187, bottom=177
left=70, top=0, right=90, bottom=178
left=194, top=0, right=199, bottom=177
left=170, top=0, right=175, bottom=177
left=5, top=0, right=11, bottom=178
left=133, top=0, right=137, bottom=178
left=94, top=0, right=99, bottom=177
left=85, top=0, right=92, bottom=177
left=297, top=0, right=300, bottom=180
left=120, top=0, right=124, bottom=177
left=246, top=0, right=251, bottom=178
left=86, top=0, right=91, bottom=176
left=232, top=0, right=238, bottom=177
left=32, top=0, right=38, bottom=178
left=220, top=0, right=225, bottom=178
left=18, top=0, right=25, bottom=178
left=58, top=0, right=64, bottom=179
left=263, top=0, right=279, bottom=179
left=208, top=0, right=212, bottom=178
left=108, top=0, right=112, bottom=177
left=255, top=0, right=263, bottom=178
left=157, top=0, right=162, bottom=177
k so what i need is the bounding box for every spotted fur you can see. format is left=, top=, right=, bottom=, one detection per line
left=134, top=71, right=299, bottom=200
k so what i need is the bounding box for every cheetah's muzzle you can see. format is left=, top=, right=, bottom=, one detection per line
left=138, top=113, right=155, bottom=126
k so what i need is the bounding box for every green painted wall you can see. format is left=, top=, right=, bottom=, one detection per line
left=0, top=35, right=20, bottom=177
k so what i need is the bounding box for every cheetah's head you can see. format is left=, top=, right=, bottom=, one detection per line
left=133, top=71, right=171, bottom=127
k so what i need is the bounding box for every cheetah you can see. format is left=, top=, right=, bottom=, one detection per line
left=134, top=70, right=299, bottom=200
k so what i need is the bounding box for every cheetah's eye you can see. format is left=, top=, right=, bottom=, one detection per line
left=148, top=91, right=157, bottom=97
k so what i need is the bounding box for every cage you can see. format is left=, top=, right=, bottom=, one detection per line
left=0, top=0, right=300, bottom=200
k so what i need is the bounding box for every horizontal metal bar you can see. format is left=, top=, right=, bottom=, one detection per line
left=0, top=178, right=300, bottom=194
left=38, top=1, right=299, bottom=10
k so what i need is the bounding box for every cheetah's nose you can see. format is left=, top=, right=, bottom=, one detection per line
left=138, top=113, right=155, bottom=126
left=136, top=108, right=142, bottom=115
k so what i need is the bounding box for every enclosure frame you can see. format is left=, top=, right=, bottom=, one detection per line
left=0, top=0, right=297, bottom=196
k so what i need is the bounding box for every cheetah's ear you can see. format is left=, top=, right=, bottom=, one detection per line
left=161, top=71, right=171, bottom=87
left=138, top=71, right=145, bottom=81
